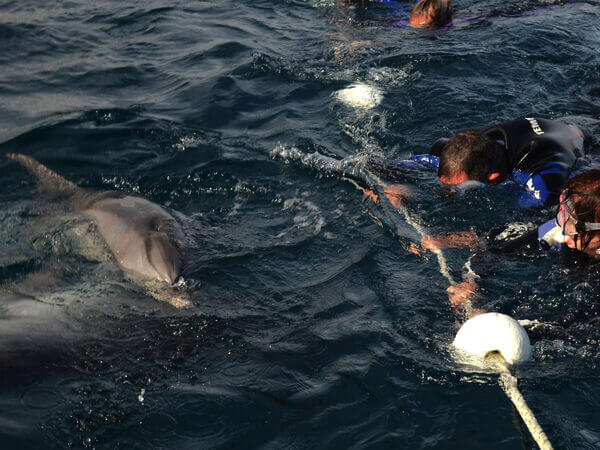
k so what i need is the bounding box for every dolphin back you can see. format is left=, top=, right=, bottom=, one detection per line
left=7, top=153, right=80, bottom=200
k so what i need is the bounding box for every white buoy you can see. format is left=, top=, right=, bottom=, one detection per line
left=335, top=83, right=383, bottom=110
left=453, top=312, right=532, bottom=365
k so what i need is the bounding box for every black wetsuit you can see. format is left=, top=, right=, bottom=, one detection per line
left=388, top=117, right=585, bottom=208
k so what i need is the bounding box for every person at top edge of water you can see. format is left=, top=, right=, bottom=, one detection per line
left=328, top=0, right=451, bottom=60
left=339, top=0, right=452, bottom=28
left=424, top=169, right=600, bottom=312
left=408, top=0, right=452, bottom=28
left=376, top=117, right=586, bottom=211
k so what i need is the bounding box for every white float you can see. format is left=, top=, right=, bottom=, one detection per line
left=453, top=312, right=532, bottom=365
left=335, top=83, right=383, bottom=110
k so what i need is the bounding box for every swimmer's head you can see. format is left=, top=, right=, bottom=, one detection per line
left=437, top=130, right=509, bottom=187
left=409, top=0, right=452, bottom=29
left=559, top=169, right=600, bottom=258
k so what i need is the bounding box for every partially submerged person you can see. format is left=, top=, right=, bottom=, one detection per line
left=329, top=0, right=452, bottom=60
left=337, top=0, right=452, bottom=29
left=424, top=169, right=600, bottom=309
left=409, top=0, right=452, bottom=28
left=380, top=117, right=585, bottom=209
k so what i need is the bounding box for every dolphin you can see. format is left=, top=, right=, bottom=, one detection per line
left=6, top=153, right=186, bottom=290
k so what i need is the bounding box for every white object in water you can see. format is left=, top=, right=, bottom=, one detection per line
left=453, top=313, right=532, bottom=365
left=540, top=224, right=567, bottom=247
left=335, top=83, right=383, bottom=110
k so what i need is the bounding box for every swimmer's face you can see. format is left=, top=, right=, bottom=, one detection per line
left=409, top=13, right=434, bottom=28
left=559, top=198, right=600, bottom=258
left=438, top=171, right=470, bottom=186
left=409, top=0, right=451, bottom=29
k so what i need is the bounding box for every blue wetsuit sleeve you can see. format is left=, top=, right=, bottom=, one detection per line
left=512, top=162, right=569, bottom=209
left=386, top=154, right=439, bottom=171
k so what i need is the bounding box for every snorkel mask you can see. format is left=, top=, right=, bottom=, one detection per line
left=441, top=179, right=487, bottom=194
left=541, top=193, right=600, bottom=252
left=556, top=197, right=600, bottom=236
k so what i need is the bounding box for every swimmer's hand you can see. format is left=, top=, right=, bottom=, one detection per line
left=404, top=241, right=425, bottom=256
left=421, top=231, right=478, bottom=251
left=383, top=184, right=412, bottom=209
left=447, top=280, right=478, bottom=309
left=362, top=189, right=378, bottom=203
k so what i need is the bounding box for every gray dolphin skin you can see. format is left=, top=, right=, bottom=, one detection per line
left=6, top=153, right=184, bottom=285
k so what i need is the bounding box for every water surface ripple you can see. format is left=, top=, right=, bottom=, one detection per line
left=1, top=0, right=600, bottom=448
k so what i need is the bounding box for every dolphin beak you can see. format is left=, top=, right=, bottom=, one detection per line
left=146, top=233, right=182, bottom=285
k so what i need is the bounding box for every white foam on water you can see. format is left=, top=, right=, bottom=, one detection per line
left=278, top=196, right=326, bottom=238
left=335, top=83, right=383, bottom=110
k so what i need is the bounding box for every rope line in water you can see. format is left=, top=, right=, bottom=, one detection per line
left=396, top=206, right=552, bottom=449
left=499, top=372, right=553, bottom=450
left=272, top=145, right=552, bottom=448
left=486, top=353, right=553, bottom=450
left=397, top=208, right=457, bottom=286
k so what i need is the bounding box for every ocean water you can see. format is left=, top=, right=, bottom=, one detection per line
left=1, top=0, right=600, bottom=448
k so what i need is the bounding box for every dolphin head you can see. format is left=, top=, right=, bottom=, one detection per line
left=146, top=231, right=183, bottom=284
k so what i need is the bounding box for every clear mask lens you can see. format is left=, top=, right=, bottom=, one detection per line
left=448, top=180, right=487, bottom=193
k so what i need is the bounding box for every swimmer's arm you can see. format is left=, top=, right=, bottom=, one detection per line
left=363, top=183, right=414, bottom=208
left=447, top=279, right=479, bottom=310
left=448, top=253, right=484, bottom=310
left=360, top=183, right=412, bottom=207
left=385, top=154, right=440, bottom=171
left=363, top=155, right=437, bottom=208
left=422, top=222, right=550, bottom=253
left=447, top=223, right=553, bottom=309
left=382, top=184, right=412, bottom=208
left=421, top=231, right=479, bottom=251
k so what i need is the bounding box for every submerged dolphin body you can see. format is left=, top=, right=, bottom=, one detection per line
left=7, top=153, right=186, bottom=289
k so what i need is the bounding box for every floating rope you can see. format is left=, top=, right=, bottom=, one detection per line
left=397, top=208, right=457, bottom=286
left=487, top=353, right=553, bottom=450
left=374, top=191, right=551, bottom=448
left=272, top=144, right=552, bottom=448
left=398, top=206, right=553, bottom=449
left=386, top=192, right=552, bottom=449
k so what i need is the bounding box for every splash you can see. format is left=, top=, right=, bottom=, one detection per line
left=335, top=83, right=383, bottom=110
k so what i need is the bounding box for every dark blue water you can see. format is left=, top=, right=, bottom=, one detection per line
left=1, top=0, right=600, bottom=448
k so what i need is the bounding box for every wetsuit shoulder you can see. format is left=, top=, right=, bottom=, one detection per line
left=484, top=118, right=584, bottom=207
left=512, top=162, right=569, bottom=208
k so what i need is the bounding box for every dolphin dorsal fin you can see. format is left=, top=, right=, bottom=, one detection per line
left=7, top=153, right=81, bottom=200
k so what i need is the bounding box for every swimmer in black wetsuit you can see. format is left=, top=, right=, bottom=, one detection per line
left=380, top=117, right=585, bottom=210
left=422, top=169, right=600, bottom=309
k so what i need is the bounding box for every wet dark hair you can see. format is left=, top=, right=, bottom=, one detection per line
left=562, top=169, right=600, bottom=250
left=410, top=0, right=452, bottom=28
left=437, top=130, right=507, bottom=182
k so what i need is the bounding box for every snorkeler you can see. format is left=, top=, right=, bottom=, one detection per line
left=425, top=169, right=600, bottom=309
left=329, top=0, right=452, bottom=60
left=338, top=0, right=452, bottom=29
left=409, top=0, right=452, bottom=28
left=381, top=117, right=585, bottom=209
